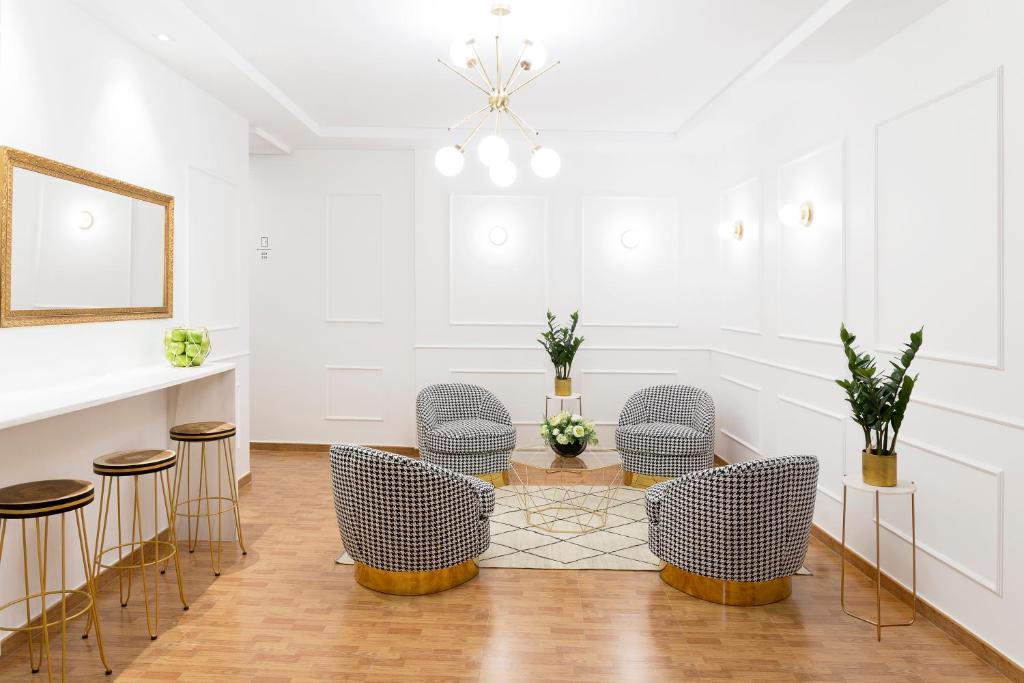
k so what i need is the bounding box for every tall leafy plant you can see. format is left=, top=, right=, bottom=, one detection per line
left=538, top=310, right=584, bottom=380
left=836, top=324, right=923, bottom=456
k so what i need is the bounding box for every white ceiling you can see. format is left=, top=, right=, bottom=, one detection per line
left=68, top=0, right=946, bottom=152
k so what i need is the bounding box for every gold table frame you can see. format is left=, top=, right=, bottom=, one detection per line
left=508, top=451, right=623, bottom=535
left=840, top=475, right=917, bottom=641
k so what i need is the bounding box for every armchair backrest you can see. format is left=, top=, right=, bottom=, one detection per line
left=653, top=456, right=818, bottom=582
left=328, top=444, right=493, bottom=572
left=416, top=383, right=512, bottom=449
left=619, top=384, right=715, bottom=433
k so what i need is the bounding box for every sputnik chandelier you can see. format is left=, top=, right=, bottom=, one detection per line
left=434, top=3, right=561, bottom=186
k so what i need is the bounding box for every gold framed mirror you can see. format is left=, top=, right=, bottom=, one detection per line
left=0, top=147, right=173, bottom=327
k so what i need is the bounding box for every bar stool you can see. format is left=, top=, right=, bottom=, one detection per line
left=0, top=479, right=112, bottom=680
left=85, top=449, right=188, bottom=642
left=169, top=421, right=246, bottom=576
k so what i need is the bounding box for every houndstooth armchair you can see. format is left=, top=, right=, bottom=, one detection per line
left=329, top=444, right=494, bottom=594
left=646, top=455, right=819, bottom=604
left=416, top=383, right=516, bottom=481
left=616, top=384, right=716, bottom=481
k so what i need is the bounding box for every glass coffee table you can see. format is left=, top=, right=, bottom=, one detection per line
left=508, top=450, right=624, bottom=535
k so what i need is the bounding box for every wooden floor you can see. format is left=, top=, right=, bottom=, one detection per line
left=0, top=449, right=1006, bottom=682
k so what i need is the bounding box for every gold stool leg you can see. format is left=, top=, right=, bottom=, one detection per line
left=74, top=507, right=112, bottom=675
left=117, top=478, right=133, bottom=607
left=132, top=475, right=156, bottom=640
left=60, top=514, right=67, bottom=681
left=223, top=437, right=246, bottom=554
left=20, top=521, right=41, bottom=674
left=160, top=469, right=189, bottom=611
left=83, top=476, right=115, bottom=639
left=198, top=442, right=221, bottom=576
left=33, top=516, right=53, bottom=681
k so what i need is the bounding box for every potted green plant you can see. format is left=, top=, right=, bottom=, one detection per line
left=537, top=310, right=584, bottom=396
left=540, top=411, right=598, bottom=457
left=835, top=323, right=923, bottom=487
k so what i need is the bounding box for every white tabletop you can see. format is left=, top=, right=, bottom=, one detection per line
left=545, top=393, right=581, bottom=400
left=0, top=362, right=235, bottom=431
left=842, top=475, right=917, bottom=495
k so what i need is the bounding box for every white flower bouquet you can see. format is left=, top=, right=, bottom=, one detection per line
left=539, top=411, right=598, bottom=457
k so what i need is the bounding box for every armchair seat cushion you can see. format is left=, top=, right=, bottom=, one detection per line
left=425, top=419, right=516, bottom=455
left=615, top=422, right=711, bottom=456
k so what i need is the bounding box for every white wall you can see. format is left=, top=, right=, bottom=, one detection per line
left=0, top=0, right=250, bottom=632
left=414, top=143, right=711, bottom=449
left=250, top=143, right=714, bottom=449
left=689, top=0, right=1023, bottom=666
left=249, top=150, right=416, bottom=445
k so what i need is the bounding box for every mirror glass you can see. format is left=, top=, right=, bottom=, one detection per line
left=10, top=167, right=167, bottom=310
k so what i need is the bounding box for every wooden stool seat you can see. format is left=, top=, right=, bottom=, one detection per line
left=169, top=421, right=236, bottom=442
left=0, top=479, right=111, bottom=677
left=170, top=419, right=246, bottom=576
left=0, top=479, right=94, bottom=519
left=93, top=449, right=176, bottom=476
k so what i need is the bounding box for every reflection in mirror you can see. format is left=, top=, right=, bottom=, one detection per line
left=11, top=169, right=166, bottom=309
left=1, top=147, right=173, bottom=327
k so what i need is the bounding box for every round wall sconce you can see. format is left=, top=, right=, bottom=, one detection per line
left=77, top=210, right=95, bottom=230
left=779, top=201, right=813, bottom=227
left=488, top=225, right=509, bottom=246
left=620, top=229, right=640, bottom=249
left=733, top=221, right=744, bottom=240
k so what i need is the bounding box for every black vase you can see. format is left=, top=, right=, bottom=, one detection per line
left=551, top=440, right=587, bottom=457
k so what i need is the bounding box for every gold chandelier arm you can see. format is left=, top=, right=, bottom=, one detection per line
left=457, top=109, right=492, bottom=150
left=448, top=104, right=492, bottom=132
left=469, top=43, right=496, bottom=92
left=507, top=60, right=561, bottom=97
left=501, top=108, right=536, bottom=148
left=503, top=42, right=529, bottom=91
left=437, top=58, right=491, bottom=96
left=495, top=34, right=502, bottom=89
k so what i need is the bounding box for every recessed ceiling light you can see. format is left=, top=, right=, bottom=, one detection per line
left=154, top=33, right=174, bottom=43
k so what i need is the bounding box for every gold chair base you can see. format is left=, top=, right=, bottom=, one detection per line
left=354, top=560, right=479, bottom=595
left=474, top=471, right=510, bottom=487
left=660, top=564, right=792, bottom=606
left=623, top=471, right=673, bottom=488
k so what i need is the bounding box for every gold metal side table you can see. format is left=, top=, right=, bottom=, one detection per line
left=840, top=475, right=917, bottom=641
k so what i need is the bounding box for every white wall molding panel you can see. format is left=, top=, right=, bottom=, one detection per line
left=776, top=139, right=845, bottom=346
left=448, top=195, right=548, bottom=326
left=250, top=149, right=415, bottom=445
left=875, top=69, right=1004, bottom=369
left=717, top=374, right=761, bottom=456
left=326, top=193, right=385, bottom=323
left=718, top=177, right=762, bottom=335
left=189, top=166, right=242, bottom=333
left=687, top=0, right=1024, bottom=666
left=581, top=196, right=679, bottom=328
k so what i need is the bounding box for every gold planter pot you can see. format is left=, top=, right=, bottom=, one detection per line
left=554, top=377, right=572, bottom=396
left=862, top=450, right=897, bottom=487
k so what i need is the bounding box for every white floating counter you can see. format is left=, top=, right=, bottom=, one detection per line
left=0, top=362, right=236, bottom=431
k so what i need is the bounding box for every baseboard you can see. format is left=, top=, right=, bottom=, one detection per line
left=0, top=527, right=174, bottom=657
left=251, top=442, right=419, bottom=458
left=238, top=471, right=253, bottom=488
left=811, top=524, right=1022, bottom=681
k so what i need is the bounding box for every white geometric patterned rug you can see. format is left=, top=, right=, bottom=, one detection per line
left=335, top=485, right=811, bottom=574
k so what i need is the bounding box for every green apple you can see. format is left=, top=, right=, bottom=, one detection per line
left=172, top=354, right=190, bottom=367
left=200, top=339, right=211, bottom=353
left=185, top=343, right=200, bottom=358
left=168, top=342, right=184, bottom=355
left=171, top=329, right=186, bottom=342
left=164, top=349, right=176, bottom=362
left=187, top=329, right=204, bottom=344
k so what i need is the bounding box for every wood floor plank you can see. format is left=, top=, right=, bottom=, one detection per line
left=0, top=450, right=1008, bottom=681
